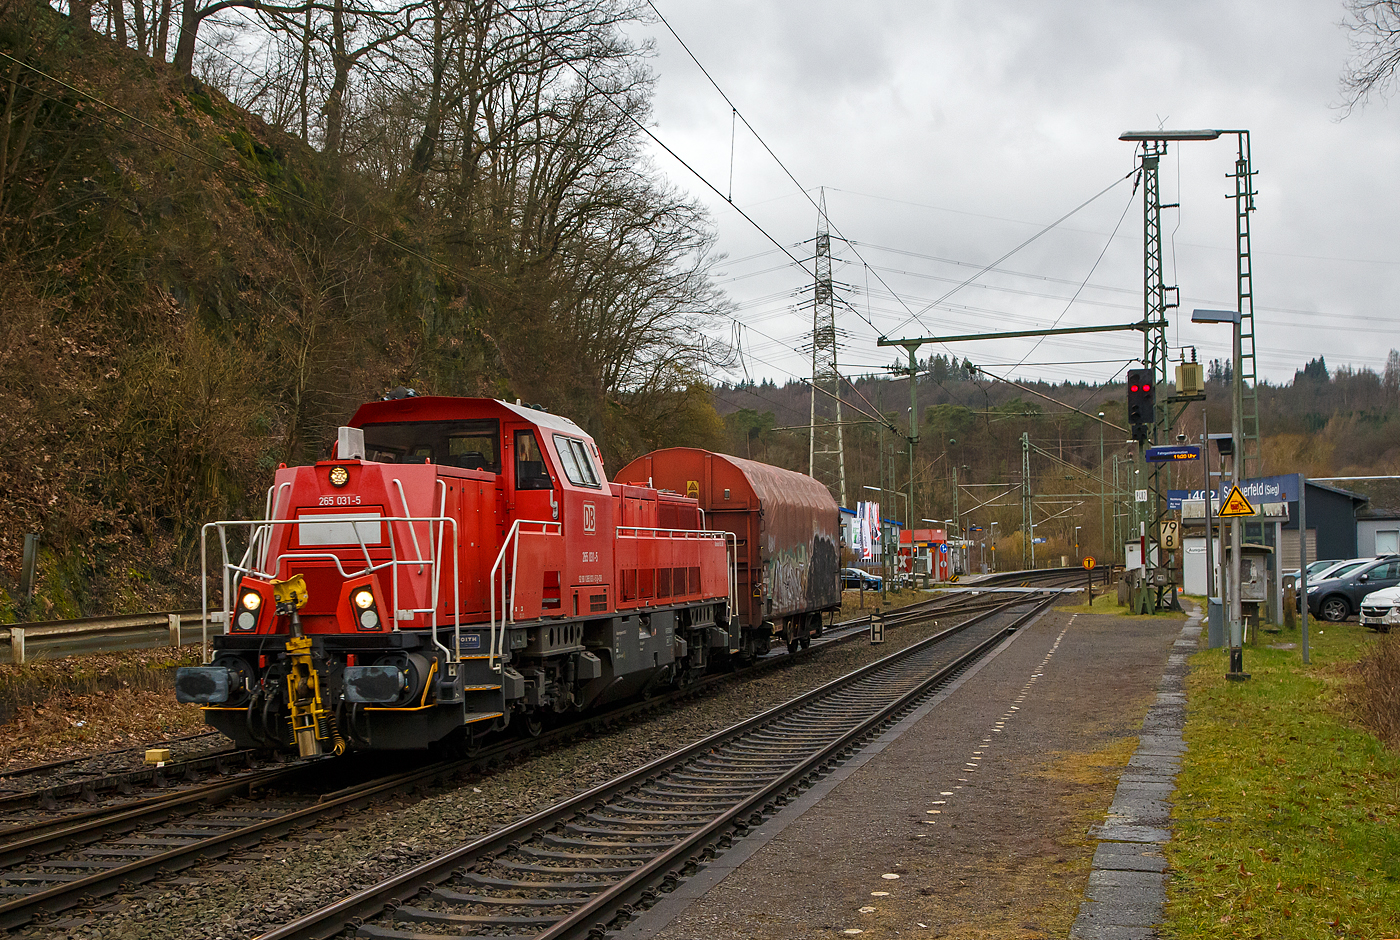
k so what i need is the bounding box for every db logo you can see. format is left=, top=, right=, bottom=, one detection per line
left=582, top=502, right=596, bottom=534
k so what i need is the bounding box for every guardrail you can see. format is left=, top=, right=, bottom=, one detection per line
left=0, top=610, right=214, bottom=665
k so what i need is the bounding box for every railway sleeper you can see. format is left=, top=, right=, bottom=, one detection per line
left=432, top=889, right=593, bottom=906
left=518, top=846, right=656, bottom=863
left=392, top=903, right=563, bottom=927
left=541, top=835, right=676, bottom=851
left=489, top=860, right=637, bottom=876
left=456, top=872, right=610, bottom=893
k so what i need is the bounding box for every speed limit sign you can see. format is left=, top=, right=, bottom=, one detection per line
left=1159, top=519, right=1181, bottom=550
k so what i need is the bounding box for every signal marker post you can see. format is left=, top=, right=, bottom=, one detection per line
left=1218, top=485, right=1254, bottom=679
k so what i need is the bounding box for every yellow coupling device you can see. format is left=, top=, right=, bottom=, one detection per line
left=284, top=635, right=345, bottom=758
left=272, top=574, right=309, bottom=617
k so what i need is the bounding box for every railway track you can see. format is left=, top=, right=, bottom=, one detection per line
left=0, top=741, right=265, bottom=827
left=0, top=581, right=1077, bottom=932
left=253, top=591, right=1057, bottom=940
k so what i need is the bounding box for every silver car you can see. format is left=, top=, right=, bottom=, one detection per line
left=1360, top=585, right=1400, bottom=631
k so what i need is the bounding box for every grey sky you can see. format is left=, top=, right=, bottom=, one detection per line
left=631, top=1, right=1399, bottom=390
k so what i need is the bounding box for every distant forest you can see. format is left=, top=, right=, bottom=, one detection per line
left=711, top=352, right=1400, bottom=562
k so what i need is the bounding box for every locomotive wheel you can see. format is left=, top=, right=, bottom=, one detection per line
left=524, top=714, right=544, bottom=737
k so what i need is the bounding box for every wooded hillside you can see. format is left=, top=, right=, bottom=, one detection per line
left=0, top=0, right=728, bottom=617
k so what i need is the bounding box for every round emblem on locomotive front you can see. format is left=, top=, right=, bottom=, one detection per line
left=329, top=466, right=349, bottom=487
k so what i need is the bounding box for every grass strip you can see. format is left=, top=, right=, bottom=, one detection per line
left=1167, top=628, right=1400, bottom=938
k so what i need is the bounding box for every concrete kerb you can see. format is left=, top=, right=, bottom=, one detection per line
left=1068, top=607, right=1201, bottom=940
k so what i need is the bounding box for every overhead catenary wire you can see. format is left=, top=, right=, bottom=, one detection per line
left=888, top=167, right=1139, bottom=337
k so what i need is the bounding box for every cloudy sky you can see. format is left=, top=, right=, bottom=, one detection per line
left=627, top=0, right=1400, bottom=391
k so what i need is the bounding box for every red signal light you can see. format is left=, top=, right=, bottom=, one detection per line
left=1142, top=383, right=1151, bottom=392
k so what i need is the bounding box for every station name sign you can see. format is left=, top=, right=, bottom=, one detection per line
left=1167, top=473, right=1302, bottom=511
left=1145, top=445, right=1201, bottom=462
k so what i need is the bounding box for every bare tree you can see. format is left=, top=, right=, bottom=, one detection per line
left=1341, top=0, right=1400, bottom=110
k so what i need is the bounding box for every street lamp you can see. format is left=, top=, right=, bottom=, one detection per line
left=943, top=518, right=959, bottom=573
left=1193, top=306, right=1248, bottom=681
left=1098, top=411, right=1106, bottom=561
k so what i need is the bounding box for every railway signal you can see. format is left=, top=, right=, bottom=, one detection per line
left=1126, top=368, right=1154, bottom=442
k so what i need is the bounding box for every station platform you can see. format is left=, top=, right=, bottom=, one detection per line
left=618, top=602, right=1189, bottom=940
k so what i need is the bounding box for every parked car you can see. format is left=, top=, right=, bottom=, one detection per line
left=1307, top=556, right=1400, bottom=622
left=1286, top=559, right=1346, bottom=582
left=841, top=567, right=883, bottom=590
left=1294, top=558, right=1376, bottom=611
left=1360, top=585, right=1400, bottom=631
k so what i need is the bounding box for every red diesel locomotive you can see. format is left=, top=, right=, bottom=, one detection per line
left=176, top=394, right=841, bottom=756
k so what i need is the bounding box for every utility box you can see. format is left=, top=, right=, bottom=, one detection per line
left=1225, top=543, right=1274, bottom=626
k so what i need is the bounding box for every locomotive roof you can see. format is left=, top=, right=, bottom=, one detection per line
left=348, top=396, right=590, bottom=439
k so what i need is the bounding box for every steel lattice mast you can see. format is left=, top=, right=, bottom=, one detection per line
left=809, top=189, right=847, bottom=507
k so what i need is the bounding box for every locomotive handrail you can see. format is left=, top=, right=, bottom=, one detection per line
left=389, top=478, right=427, bottom=573
left=725, top=532, right=738, bottom=627
left=614, top=526, right=727, bottom=540
left=487, top=518, right=561, bottom=672
left=616, top=525, right=736, bottom=635
left=200, top=515, right=461, bottom=667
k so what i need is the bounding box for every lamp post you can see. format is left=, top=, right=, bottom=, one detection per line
left=990, top=521, right=998, bottom=572
left=1194, top=307, right=1248, bottom=680
left=1075, top=525, right=1082, bottom=563
left=1098, top=411, right=1106, bottom=560
left=943, top=519, right=957, bottom=574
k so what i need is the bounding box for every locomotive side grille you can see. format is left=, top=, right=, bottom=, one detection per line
left=590, top=593, right=608, bottom=612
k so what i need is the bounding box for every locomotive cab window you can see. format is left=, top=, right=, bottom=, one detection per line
left=360, top=419, right=501, bottom=472
left=552, top=435, right=601, bottom=488
left=514, top=430, right=554, bottom=490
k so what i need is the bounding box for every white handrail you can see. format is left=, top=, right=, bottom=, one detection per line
left=391, top=478, right=426, bottom=573
left=725, top=532, right=739, bottom=624
left=615, top=526, right=727, bottom=540
left=487, top=518, right=561, bottom=672
left=202, top=513, right=461, bottom=665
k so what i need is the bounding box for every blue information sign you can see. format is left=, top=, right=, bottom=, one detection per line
left=1145, top=445, right=1202, bottom=462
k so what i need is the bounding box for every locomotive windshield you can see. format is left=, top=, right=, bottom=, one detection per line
left=361, top=419, right=501, bottom=472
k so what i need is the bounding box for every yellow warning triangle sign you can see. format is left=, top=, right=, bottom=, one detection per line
left=1218, top=484, right=1256, bottom=518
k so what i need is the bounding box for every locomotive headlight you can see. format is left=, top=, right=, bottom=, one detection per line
left=352, top=588, right=375, bottom=610
left=240, top=592, right=262, bottom=611
left=329, top=466, right=350, bottom=487
left=235, top=610, right=257, bottom=631
left=358, top=609, right=380, bottom=629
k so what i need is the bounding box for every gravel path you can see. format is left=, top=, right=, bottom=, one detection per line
left=628, top=606, right=1182, bottom=940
